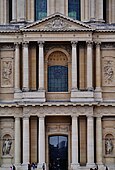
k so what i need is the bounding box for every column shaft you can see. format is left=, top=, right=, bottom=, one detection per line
left=96, top=117, right=103, bottom=165
left=38, top=117, right=45, bottom=165
left=95, top=42, right=101, bottom=91
left=90, top=0, right=95, bottom=19
left=15, top=43, right=20, bottom=92
left=22, top=42, right=29, bottom=91
left=17, top=0, right=26, bottom=21
left=87, top=116, right=94, bottom=166
left=85, top=0, right=89, bottom=20
left=0, top=0, right=4, bottom=23
left=98, top=0, right=103, bottom=21
left=12, top=0, right=17, bottom=21
left=71, top=41, right=78, bottom=90
left=3, top=0, right=7, bottom=23
left=38, top=42, right=44, bottom=90
left=87, top=41, right=93, bottom=90
left=15, top=117, right=21, bottom=165
left=71, top=116, right=79, bottom=166
left=23, top=117, right=30, bottom=164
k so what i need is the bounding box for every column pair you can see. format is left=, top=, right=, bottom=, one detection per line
left=87, top=116, right=103, bottom=167
left=22, top=116, right=45, bottom=166
left=21, top=41, right=45, bottom=91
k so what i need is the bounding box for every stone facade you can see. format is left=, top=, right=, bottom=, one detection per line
left=0, top=1, right=115, bottom=170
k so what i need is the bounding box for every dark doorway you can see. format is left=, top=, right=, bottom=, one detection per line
left=49, top=135, right=68, bottom=170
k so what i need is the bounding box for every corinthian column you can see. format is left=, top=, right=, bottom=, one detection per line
left=71, top=116, right=79, bottom=169
left=86, top=41, right=93, bottom=90
left=38, top=41, right=44, bottom=90
left=98, top=0, right=103, bottom=21
left=38, top=116, right=45, bottom=167
left=87, top=116, right=95, bottom=167
left=22, top=42, right=29, bottom=91
left=95, top=42, right=101, bottom=91
left=15, top=117, right=21, bottom=165
left=90, top=0, right=95, bottom=20
left=17, top=0, right=26, bottom=21
left=12, top=0, right=17, bottom=22
left=71, top=41, right=78, bottom=91
left=96, top=116, right=104, bottom=169
left=23, top=116, right=30, bottom=165
left=14, top=43, right=20, bottom=92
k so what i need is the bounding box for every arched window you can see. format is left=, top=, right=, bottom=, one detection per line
left=47, top=51, right=68, bottom=92
left=68, top=0, right=80, bottom=20
left=35, top=0, right=47, bottom=20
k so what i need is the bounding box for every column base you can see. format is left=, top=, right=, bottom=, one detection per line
left=94, top=88, right=102, bottom=102
left=71, top=163, right=80, bottom=170
left=86, top=163, right=96, bottom=168
left=37, top=163, right=46, bottom=170
left=96, top=164, right=105, bottom=170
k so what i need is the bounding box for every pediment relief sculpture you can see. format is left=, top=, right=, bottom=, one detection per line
left=23, top=13, right=92, bottom=32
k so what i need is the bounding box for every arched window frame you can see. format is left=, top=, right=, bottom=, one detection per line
left=45, top=48, right=71, bottom=93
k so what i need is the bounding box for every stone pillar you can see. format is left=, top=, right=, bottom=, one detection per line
left=15, top=117, right=21, bottom=165
left=95, top=42, right=101, bottom=91
left=14, top=43, right=20, bottom=92
left=85, top=0, right=89, bottom=21
left=12, top=0, right=17, bottom=22
left=22, top=42, right=29, bottom=91
left=90, top=0, right=95, bottom=20
left=87, top=116, right=95, bottom=167
left=23, top=116, right=30, bottom=165
left=86, top=41, right=93, bottom=90
left=38, top=116, right=45, bottom=167
left=98, top=0, right=103, bottom=21
left=17, top=0, right=26, bottom=22
left=0, top=0, right=4, bottom=23
left=96, top=116, right=103, bottom=167
left=71, top=116, right=79, bottom=169
left=38, top=41, right=44, bottom=90
left=71, top=41, right=78, bottom=91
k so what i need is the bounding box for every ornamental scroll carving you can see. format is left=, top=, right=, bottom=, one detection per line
left=102, top=57, right=115, bottom=86
left=1, top=59, right=13, bottom=87
left=45, top=17, right=71, bottom=30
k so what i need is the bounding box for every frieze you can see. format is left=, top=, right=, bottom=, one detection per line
left=0, top=44, right=14, bottom=51
left=22, top=105, right=93, bottom=116
left=94, top=106, right=115, bottom=115
left=102, top=57, right=115, bottom=86
left=101, top=43, right=115, bottom=49
left=1, top=58, right=13, bottom=87
left=0, top=107, right=22, bottom=117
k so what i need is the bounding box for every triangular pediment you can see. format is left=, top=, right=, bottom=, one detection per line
left=22, top=13, right=93, bottom=32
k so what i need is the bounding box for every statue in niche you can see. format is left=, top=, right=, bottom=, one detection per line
left=2, top=139, right=12, bottom=155
left=105, top=138, right=114, bottom=154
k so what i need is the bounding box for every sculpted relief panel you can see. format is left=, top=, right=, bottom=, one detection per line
left=1, top=58, right=13, bottom=87
left=102, top=56, right=115, bottom=86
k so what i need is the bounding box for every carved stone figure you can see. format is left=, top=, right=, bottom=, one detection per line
left=105, top=139, right=113, bottom=154
left=104, top=60, right=114, bottom=84
left=2, top=139, right=12, bottom=155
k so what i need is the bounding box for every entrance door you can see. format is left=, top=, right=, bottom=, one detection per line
left=49, top=135, right=68, bottom=170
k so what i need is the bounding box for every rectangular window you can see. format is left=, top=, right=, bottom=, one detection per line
left=68, top=0, right=80, bottom=20
left=9, top=0, right=12, bottom=22
left=35, top=0, right=47, bottom=20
